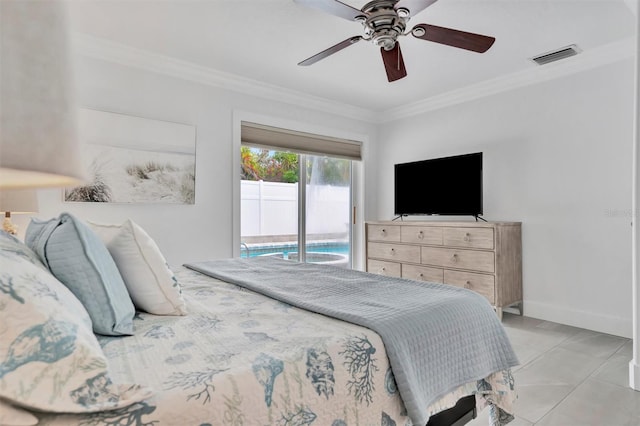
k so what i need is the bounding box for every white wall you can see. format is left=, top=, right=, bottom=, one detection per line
left=376, top=59, right=636, bottom=337
left=31, top=56, right=376, bottom=267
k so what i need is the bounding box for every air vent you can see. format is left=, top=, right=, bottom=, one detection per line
left=530, top=45, right=581, bottom=66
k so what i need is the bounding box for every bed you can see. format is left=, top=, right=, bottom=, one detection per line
left=0, top=216, right=518, bottom=426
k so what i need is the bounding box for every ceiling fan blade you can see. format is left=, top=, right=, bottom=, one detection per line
left=298, top=36, right=363, bottom=66
left=412, top=24, right=495, bottom=53
left=294, top=0, right=365, bottom=21
left=394, top=0, right=438, bottom=17
left=380, top=42, right=407, bottom=82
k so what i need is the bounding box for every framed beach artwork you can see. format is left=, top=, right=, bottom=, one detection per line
left=65, top=109, right=196, bottom=204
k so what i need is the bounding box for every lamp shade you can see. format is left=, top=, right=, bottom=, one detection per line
left=0, top=0, right=86, bottom=189
left=0, top=189, right=39, bottom=214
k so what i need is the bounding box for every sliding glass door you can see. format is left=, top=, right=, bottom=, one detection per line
left=304, top=155, right=351, bottom=268
left=240, top=147, right=352, bottom=268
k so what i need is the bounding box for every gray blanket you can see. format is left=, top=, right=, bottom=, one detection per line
left=184, top=257, right=518, bottom=425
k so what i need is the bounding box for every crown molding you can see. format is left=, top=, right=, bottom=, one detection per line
left=71, top=33, right=379, bottom=123
left=382, top=36, right=636, bottom=122
left=73, top=32, right=635, bottom=125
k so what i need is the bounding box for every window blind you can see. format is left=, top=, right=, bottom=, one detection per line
left=241, top=121, right=362, bottom=161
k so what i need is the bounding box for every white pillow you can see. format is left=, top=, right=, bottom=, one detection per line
left=88, top=220, right=187, bottom=316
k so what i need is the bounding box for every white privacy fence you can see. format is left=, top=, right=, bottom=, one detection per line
left=241, top=180, right=350, bottom=237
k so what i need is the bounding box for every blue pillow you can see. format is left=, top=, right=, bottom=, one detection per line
left=25, top=213, right=135, bottom=336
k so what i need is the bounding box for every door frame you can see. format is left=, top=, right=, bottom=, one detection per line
left=232, top=110, right=368, bottom=269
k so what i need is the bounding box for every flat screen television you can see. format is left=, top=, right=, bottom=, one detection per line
left=394, top=152, right=483, bottom=217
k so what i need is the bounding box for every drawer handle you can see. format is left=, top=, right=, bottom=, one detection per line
left=390, top=248, right=395, bottom=255
left=417, top=231, right=424, bottom=239
left=380, top=267, right=386, bottom=273
left=381, top=228, right=387, bottom=235
left=418, top=273, right=424, bottom=279
left=451, top=253, right=458, bottom=263
left=463, top=233, right=471, bottom=242
left=464, top=280, right=472, bottom=289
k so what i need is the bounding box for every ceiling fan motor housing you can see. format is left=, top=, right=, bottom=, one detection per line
left=361, top=0, right=408, bottom=50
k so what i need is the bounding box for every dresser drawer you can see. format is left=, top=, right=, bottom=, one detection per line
left=367, top=225, right=401, bottom=242
left=367, top=259, right=401, bottom=278
left=368, top=242, right=421, bottom=263
left=443, top=227, right=494, bottom=249
left=401, top=226, right=443, bottom=245
left=402, top=264, right=444, bottom=283
left=421, top=247, right=495, bottom=273
left=444, top=270, right=495, bottom=304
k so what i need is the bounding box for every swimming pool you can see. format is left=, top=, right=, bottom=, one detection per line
left=259, top=251, right=349, bottom=267
left=240, top=241, right=349, bottom=258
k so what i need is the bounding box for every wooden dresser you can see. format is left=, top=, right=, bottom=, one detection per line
left=365, top=221, right=522, bottom=318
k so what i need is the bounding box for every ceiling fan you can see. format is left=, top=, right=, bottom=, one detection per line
left=295, top=0, right=496, bottom=82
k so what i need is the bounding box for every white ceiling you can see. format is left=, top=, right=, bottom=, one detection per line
left=67, top=0, right=637, bottom=113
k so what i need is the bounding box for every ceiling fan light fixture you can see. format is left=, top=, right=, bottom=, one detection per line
left=396, top=7, right=410, bottom=18
left=411, top=26, right=426, bottom=37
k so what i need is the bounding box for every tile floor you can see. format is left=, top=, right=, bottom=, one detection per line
left=468, top=313, right=639, bottom=426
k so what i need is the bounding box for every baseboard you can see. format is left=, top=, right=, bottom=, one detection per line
left=630, top=361, right=640, bottom=390
left=524, top=300, right=632, bottom=338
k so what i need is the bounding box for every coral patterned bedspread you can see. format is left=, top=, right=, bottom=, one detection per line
left=37, top=266, right=516, bottom=426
